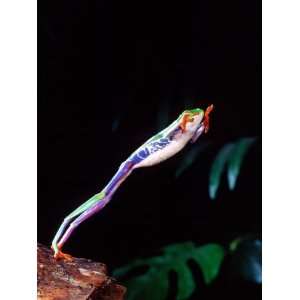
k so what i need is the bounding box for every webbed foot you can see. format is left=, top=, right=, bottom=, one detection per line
left=51, top=244, right=73, bottom=261
left=54, top=250, right=73, bottom=261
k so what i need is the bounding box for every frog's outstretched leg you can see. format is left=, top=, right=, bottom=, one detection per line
left=55, top=198, right=108, bottom=259
left=51, top=191, right=105, bottom=260
left=52, top=161, right=135, bottom=260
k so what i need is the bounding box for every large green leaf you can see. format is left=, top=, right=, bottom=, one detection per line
left=113, top=242, right=225, bottom=300
left=227, top=137, right=256, bottom=190
left=209, top=143, right=235, bottom=199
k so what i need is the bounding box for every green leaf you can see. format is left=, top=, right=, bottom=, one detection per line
left=227, top=137, right=256, bottom=190
left=193, top=244, right=226, bottom=284
left=209, top=143, right=235, bottom=199
left=209, top=137, right=256, bottom=199
left=125, top=271, right=169, bottom=300
left=113, top=242, right=225, bottom=300
left=229, top=237, right=243, bottom=252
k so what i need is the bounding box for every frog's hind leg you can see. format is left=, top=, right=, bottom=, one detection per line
left=52, top=160, right=135, bottom=260
left=56, top=198, right=108, bottom=257
left=51, top=192, right=105, bottom=259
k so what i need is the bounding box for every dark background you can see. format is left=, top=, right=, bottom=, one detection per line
left=38, top=1, right=261, bottom=298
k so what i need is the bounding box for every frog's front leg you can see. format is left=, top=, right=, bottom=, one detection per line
left=190, top=125, right=205, bottom=143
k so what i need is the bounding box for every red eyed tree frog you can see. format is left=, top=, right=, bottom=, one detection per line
left=51, top=105, right=214, bottom=260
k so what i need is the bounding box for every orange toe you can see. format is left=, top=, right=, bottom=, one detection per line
left=54, top=250, right=73, bottom=261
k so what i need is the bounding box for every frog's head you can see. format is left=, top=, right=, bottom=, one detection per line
left=178, top=104, right=214, bottom=134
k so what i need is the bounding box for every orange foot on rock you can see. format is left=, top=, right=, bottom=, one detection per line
left=54, top=250, right=73, bottom=261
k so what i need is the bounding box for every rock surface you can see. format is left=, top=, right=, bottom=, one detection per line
left=37, top=243, right=126, bottom=300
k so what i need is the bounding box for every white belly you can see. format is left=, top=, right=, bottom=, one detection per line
left=134, top=137, right=190, bottom=168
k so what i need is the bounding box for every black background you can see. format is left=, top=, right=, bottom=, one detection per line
left=38, top=1, right=261, bottom=298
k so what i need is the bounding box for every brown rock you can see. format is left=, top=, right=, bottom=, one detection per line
left=37, top=243, right=126, bottom=300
